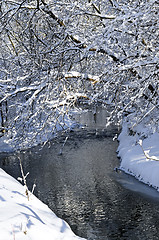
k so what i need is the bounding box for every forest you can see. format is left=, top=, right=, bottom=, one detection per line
left=0, top=0, right=158, bottom=149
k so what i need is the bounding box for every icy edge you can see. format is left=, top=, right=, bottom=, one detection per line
left=117, top=122, right=159, bottom=192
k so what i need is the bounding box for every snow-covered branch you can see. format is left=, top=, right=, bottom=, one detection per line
left=78, top=11, right=116, bottom=19
left=0, top=84, right=46, bottom=104
left=0, top=0, right=158, bottom=149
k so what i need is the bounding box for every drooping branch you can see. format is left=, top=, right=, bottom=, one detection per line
left=39, top=0, right=118, bottom=61
left=41, top=0, right=65, bottom=27
left=0, top=84, right=46, bottom=104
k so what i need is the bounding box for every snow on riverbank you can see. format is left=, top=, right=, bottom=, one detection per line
left=118, top=122, right=159, bottom=191
left=0, top=168, right=85, bottom=240
left=2, top=110, right=159, bottom=239
left=0, top=111, right=86, bottom=240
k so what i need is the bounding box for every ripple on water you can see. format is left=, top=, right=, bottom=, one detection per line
left=1, top=107, right=159, bottom=239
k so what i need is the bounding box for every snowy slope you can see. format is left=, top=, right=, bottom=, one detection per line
left=118, top=123, right=159, bottom=191
left=0, top=168, right=85, bottom=240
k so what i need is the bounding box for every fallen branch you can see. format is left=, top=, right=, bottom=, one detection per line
left=138, top=140, right=159, bottom=161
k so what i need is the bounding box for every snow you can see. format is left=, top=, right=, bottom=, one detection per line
left=118, top=122, right=159, bottom=191
left=0, top=111, right=77, bottom=152
left=64, top=71, right=100, bottom=82
left=0, top=136, right=14, bottom=152
left=0, top=113, right=85, bottom=240
left=1, top=112, right=159, bottom=239
left=0, top=168, right=85, bottom=240
left=0, top=116, right=84, bottom=239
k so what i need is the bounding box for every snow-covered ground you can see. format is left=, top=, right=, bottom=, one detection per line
left=0, top=113, right=86, bottom=240
left=1, top=113, right=159, bottom=240
left=0, top=168, right=85, bottom=240
left=118, top=122, right=159, bottom=191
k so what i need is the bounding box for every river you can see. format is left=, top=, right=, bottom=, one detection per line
left=1, top=107, right=159, bottom=239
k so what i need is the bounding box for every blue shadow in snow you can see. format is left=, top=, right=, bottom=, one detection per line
left=61, top=220, right=69, bottom=233
left=12, top=191, right=25, bottom=197
left=0, top=195, right=6, bottom=201
left=18, top=203, right=45, bottom=228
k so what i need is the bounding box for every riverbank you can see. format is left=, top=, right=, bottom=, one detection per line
left=1, top=108, right=159, bottom=239
left=0, top=168, right=85, bottom=240
left=118, top=122, right=159, bottom=191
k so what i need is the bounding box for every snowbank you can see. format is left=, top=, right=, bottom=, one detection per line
left=118, top=123, right=159, bottom=191
left=0, top=168, right=85, bottom=240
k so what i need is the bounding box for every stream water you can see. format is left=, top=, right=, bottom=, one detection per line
left=1, top=107, right=159, bottom=239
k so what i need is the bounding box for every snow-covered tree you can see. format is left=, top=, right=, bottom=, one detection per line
left=0, top=0, right=158, bottom=149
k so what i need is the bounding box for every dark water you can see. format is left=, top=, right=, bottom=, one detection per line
left=1, top=108, right=159, bottom=240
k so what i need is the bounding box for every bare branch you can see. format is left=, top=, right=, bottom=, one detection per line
left=82, top=11, right=116, bottom=19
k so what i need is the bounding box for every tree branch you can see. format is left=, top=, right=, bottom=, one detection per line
left=41, top=1, right=65, bottom=27
left=139, top=140, right=159, bottom=161
left=83, top=11, right=116, bottom=19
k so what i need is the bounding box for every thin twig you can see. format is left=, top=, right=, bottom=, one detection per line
left=17, top=155, right=30, bottom=200
left=59, top=136, right=68, bottom=155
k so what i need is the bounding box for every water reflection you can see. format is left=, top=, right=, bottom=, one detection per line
left=1, top=107, right=159, bottom=239
left=73, top=107, right=109, bottom=129
left=1, top=133, right=159, bottom=239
